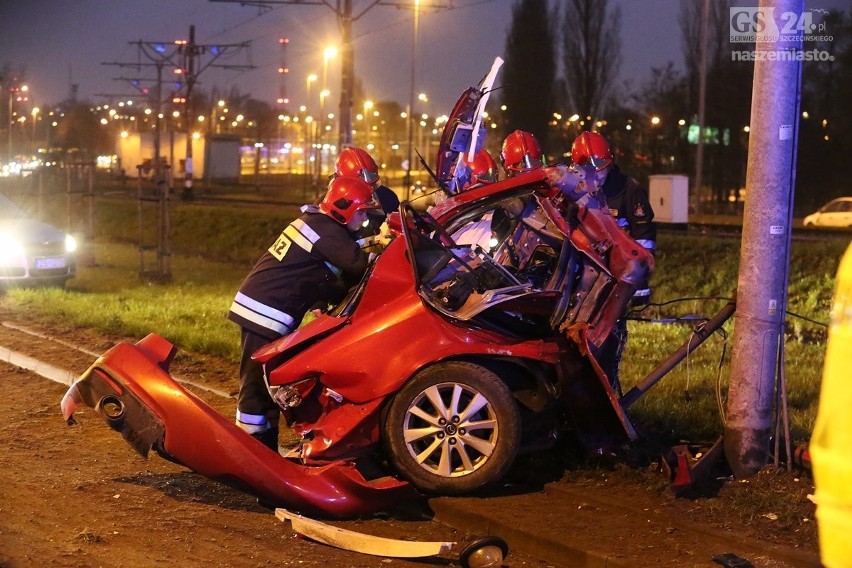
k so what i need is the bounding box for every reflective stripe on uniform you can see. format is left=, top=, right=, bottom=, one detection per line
left=236, top=410, right=270, bottom=434
left=633, top=288, right=651, bottom=297
left=236, top=410, right=268, bottom=425
left=230, top=292, right=295, bottom=335
left=636, top=239, right=655, bottom=250
left=284, top=218, right=321, bottom=253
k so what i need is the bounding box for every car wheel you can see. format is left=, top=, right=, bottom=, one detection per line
left=383, top=361, right=520, bottom=494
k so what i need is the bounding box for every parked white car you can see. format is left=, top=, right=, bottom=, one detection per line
left=803, top=197, right=852, bottom=228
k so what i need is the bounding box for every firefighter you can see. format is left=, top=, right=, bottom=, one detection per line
left=449, top=148, right=500, bottom=194
left=569, top=131, right=657, bottom=393
left=334, top=146, right=399, bottom=215
left=500, top=130, right=544, bottom=177
left=227, top=176, right=381, bottom=451
left=544, top=162, right=655, bottom=362
left=570, top=131, right=656, bottom=299
left=334, top=146, right=399, bottom=249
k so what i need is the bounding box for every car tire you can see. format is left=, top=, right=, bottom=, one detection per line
left=383, top=361, right=520, bottom=495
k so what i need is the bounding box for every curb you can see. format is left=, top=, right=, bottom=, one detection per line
left=0, top=345, right=77, bottom=386
left=0, top=322, right=235, bottom=399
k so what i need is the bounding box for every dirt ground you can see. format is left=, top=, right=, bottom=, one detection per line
left=0, top=307, right=823, bottom=568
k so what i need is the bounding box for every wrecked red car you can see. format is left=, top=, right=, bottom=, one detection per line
left=61, top=60, right=656, bottom=518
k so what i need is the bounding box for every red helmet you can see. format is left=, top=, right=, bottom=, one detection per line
left=570, top=131, right=614, bottom=172
left=335, top=147, right=380, bottom=187
left=500, top=130, right=543, bottom=175
left=469, top=149, right=499, bottom=186
left=319, top=176, right=381, bottom=225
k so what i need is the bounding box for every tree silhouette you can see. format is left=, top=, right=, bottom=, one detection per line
left=501, top=0, right=557, bottom=153
left=53, top=100, right=112, bottom=159
left=679, top=0, right=752, bottom=210
left=559, top=0, right=623, bottom=126
left=797, top=8, right=852, bottom=211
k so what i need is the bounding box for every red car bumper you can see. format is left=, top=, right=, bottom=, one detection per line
left=61, top=333, right=414, bottom=518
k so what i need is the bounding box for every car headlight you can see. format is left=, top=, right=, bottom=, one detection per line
left=65, top=234, right=78, bottom=253
left=0, top=232, right=24, bottom=264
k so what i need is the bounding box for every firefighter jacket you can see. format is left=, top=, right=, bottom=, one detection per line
left=228, top=206, right=368, bottom=339
left=601, top=166, right=657, bottom=252
left=601, top=166, right=656, bottom=304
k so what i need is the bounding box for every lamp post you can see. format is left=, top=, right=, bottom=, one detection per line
left=306, top=74, right=317, bottom=113
left=322, top=47, right=337, bottom=97
left=363, top=100, right=374, bottom=149
left=320, top=47, right=336, bottom=178
left=650, top=115, right=661, bottom=172
left=306, top=74, right=317, bottom=181
left=405, top=0, right=421, bottom=199
left=319, top=89, right=330, bottom=177
left=416, top=93, right=428, bottom=169
left=31, top=107, right=39, bottom=146
left=210, top=100, right=225, bottom=135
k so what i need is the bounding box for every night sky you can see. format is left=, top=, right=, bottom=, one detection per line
left=0, top=0, right=845, bottom=116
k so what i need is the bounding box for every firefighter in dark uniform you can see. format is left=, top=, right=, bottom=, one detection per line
left=334, top=146, right=400, bottom=218
left=570, top=131, right=657, bottom=394
left=227, top=175, right=381, bottom=450
left=333, top=146, right=399, bottom=247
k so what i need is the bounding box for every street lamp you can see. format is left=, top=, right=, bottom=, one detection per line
left=31, top=107, right=39, bottom=145
left=306, top=75, right=317, bottom=179
left=210, top=100, right=225, bottom=134
left=322, top=47, right=337, bottom=92
left=320, top=47, right=336, bottom=175
left=318, top=89, right=331, bottom=177
left=405, top=0, right=421, bottom=198
left=306, top=74, right=317, bottom=110
left=364, top=100, right=373, bottom=148
left=650, top=115, right=661, bottom=171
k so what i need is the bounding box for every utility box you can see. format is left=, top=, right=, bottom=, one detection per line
left=204, top=135, right=241, bottom=183
left=649, top=174, right=689, bottom=224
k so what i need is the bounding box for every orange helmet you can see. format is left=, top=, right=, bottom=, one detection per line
left=570, top=131, right=614, bottom=172
left=335, top=147, right=380, bottom=187
left=319, top=176, right=381, bottom=225
left=500, top=130, right=543, bottom=175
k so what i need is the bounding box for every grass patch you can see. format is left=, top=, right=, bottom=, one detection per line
left=4, top=242, right=245, bottom=359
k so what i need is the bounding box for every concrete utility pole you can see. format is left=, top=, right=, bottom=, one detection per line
left=724, top=0, right=804, bottom=477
